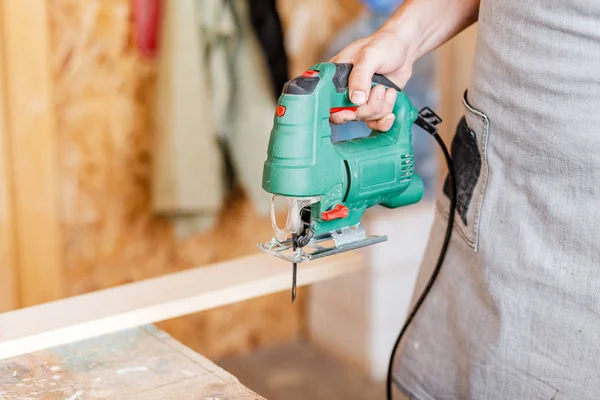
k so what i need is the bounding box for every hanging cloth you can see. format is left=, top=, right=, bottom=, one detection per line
left=152, top=0, right=225, bottom=237
left=247, top=0, right=290, bottom=99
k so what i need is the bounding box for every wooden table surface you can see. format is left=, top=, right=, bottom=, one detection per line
left=0, top=325, right=264, bottom=400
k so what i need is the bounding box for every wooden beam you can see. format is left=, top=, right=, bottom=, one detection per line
left=0, top=4, right=18, bottom=312
left=0, top=0, right=64, bottom=306
left=0, top=252, right=364, bottom=360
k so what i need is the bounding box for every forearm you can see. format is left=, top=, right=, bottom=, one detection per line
left=382, top=0, right=480, bottom=61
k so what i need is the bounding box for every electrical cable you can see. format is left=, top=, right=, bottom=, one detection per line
left=385, top=123, right=457, bottom=400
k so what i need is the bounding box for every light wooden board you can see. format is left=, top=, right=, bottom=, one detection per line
left=0, top=325, right=264, bottom=400
left=0, top=0, right=64, bottom=306
left=0, top=252, right=364, bottom=360
left=0, top=3, right=18, bottom=312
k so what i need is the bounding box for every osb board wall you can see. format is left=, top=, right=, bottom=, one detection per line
left=47, top=0, right=302, bottom=359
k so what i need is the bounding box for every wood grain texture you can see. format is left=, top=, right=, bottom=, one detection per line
left=0, top=251, right=364, bottom=360
left=0, top=0, right=64, bottom=306
left=48, top=0, right=304, bottom=359
left=0, top=4, right=18, bottom=312
left=0, top=325, right=264, bottom=400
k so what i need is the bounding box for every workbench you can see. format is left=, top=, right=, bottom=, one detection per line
left=0, top=252, right=364, bottom=399
left=0, top=325, right=263, bottom=399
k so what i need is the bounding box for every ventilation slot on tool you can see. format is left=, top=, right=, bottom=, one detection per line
left=400, top=153, right=414, bottom=182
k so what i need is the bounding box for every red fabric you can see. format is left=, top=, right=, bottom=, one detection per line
left=132, top=0, right=161, bottom=58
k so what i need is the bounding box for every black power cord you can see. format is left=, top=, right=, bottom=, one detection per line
left=386, top=109, right=457, bottom=400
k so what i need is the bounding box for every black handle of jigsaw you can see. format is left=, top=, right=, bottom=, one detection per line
left=331, top=63, right=402, bottom=93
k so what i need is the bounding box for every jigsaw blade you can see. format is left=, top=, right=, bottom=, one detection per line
left=291, top=233, right=298, bottom=303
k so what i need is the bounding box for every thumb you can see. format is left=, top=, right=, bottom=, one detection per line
left=348, top=50, right=381, bottom=106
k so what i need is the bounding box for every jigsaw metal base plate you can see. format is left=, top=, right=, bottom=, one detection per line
left=257, top=224, right=387, bottom=263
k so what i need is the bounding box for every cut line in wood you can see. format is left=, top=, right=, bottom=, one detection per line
left=0, top=252, right=364, bottom=360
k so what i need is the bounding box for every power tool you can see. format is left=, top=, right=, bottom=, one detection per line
left=256, top=62, right=457, bottom=400
left=257, top=62, right=443, bottom=300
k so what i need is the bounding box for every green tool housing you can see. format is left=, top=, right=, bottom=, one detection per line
left=262, top=62, right=424, bottom=237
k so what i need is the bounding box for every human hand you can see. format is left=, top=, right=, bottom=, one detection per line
left=329, top=28, right=416, bottom=132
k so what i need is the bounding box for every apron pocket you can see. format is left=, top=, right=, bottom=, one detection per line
left=437, top=90, right=490, bottom=251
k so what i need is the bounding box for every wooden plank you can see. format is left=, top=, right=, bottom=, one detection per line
left=0, top=252, right=364, bottom=360
left=0, top=0, right=63, bottom=306
left=0, top=325, right=265, bottom=399
left=0, top=4, right=18, bottom=312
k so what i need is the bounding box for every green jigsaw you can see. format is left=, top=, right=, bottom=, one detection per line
left=257, top=62, right=441, bottom=300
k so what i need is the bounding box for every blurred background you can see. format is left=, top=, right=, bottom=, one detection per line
left=0, top=0, right=476, bottom=398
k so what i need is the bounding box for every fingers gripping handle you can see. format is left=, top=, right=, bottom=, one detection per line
left=279, top=62, right=414, bottom=143
left=327, top=62, right=410, bottom=143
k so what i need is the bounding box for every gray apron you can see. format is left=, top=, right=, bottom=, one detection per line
left=393, top=0, right=600, bottom=398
